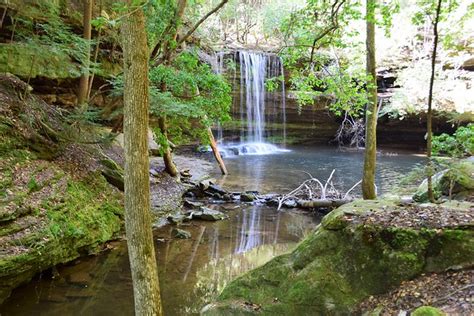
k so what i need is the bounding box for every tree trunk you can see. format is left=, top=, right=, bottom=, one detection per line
left=362, top=0, right=378, bottom=200
left=158, top=116, right=179, bottom=177
left=78, top=0, right=93, bottom=107
left=207, top=127, right=228, bottom=175
left=427, top=0, right=442, bottom=203
left=121, top=3, right=163, bottom=315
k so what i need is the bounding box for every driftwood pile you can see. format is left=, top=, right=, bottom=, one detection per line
left=277, top=169, right=361, bottom=211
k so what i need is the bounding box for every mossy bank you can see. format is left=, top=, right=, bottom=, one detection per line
left=0, top=75, right=124, bottom=303
left=204, top=200, right=474, bottom=315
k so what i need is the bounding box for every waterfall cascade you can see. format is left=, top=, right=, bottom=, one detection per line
left=213, top=50, right=288, bottom=157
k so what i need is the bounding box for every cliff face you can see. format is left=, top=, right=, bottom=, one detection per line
left=0, top=0, right=121, bottom=108
left=217, top=51, right=454, bottom=148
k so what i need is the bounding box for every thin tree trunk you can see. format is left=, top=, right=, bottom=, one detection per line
left=207, top=127, right=228, bottom=175
left=362, top=0, right=378, bottom=199
left=78, top=0, right=93, bottom=107
left=158, top=116, right=179, bottom=177
left=427, top=0, right=442, bottom=203
left=121, top=3, right=163, bottom=315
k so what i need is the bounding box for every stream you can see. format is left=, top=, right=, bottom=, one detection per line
left=0, top=146, right=424, bottom=316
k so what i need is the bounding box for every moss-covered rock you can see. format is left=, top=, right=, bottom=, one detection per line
left=413, top=158, right=474, bottom=202
left=0, top=43, right=81, bottom=79
left=205, top=200, right=474, bottom=315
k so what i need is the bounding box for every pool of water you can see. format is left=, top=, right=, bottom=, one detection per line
left=0, top=146, right=424, bottom=315
left=0, top=206, right=318, bottom=316
left=214, top=145, right=425, bottom=194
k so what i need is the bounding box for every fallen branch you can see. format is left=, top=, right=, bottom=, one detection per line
left=298, top=199, right=352, bottom=209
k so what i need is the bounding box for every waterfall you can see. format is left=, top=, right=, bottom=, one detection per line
left=212, top=50, right=288, bottom=157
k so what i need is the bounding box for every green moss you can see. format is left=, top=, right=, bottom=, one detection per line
left=0, top=43, right=80, bottom=79
left=208, top=201, right=474, bottom=315
left=412, top=306, right=446, bottom=316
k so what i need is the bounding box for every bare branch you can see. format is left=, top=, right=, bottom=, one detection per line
left=177, top=0, right=229, bottom=47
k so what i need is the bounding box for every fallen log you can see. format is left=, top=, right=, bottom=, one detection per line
left=297, top=199, right=352, bottom=209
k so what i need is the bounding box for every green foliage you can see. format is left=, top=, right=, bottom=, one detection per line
left=278, top=1, right=394, bottom=118
left=149, top=51, right=232, bottom=144
left=432, top=124, right=474, bottom=158
left=10, top=3, right=89, bottom=68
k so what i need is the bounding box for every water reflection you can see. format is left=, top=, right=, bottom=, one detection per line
left=216, top=146, right=425, bottom=194
left=1, top=207, right=317, bottom=316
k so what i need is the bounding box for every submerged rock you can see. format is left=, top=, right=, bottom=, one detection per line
left=204, top=200, right=474, bottom=315
left=172, top=228, right=192, bottom=239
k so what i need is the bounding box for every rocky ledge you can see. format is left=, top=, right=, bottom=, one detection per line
left=203, top=199, right=473, bottom=315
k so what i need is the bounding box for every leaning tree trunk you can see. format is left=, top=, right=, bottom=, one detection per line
left=207, top=126, right=228, bottom=175
left=158, top=116, right=179, bottom=177
left=121, top=3, right=163, bottom=316
left=427, top=0, right=442, bottom=203
left=362, top=0, right=378, bottom=200
left=78, top=0, right=92, bottom=107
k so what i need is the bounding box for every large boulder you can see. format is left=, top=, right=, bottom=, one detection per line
left=204, top=200, right=474, bottom=315
left=413, top=158, right=474, bottom=202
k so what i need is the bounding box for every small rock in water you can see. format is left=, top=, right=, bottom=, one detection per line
left=167, top=213, right=189, bottom=224
left=241, top=192, right=256, bottom=202
left=199, top=179, right=216, bottom=191
left=283, top=199, right=298, bottom=208
left=192, top=207, right=227, bottom=221
left=172, top=228, right=191, bottom=239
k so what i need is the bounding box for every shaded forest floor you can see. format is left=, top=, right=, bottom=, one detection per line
left=358, top=269, right=473, bottom=315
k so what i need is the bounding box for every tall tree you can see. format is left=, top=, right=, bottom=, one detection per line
left=78, top=0, right=93, bottom=107
left=121, top=2, right=163, bottom=315
left=426, top=0, right=442, bottom=202
left=362, top=0, right=378, bottom=199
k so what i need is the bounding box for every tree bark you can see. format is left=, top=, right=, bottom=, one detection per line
left=427, top=0, right=442, bottom=203
left=207, top=127, right=228, bottom=175
left=78, top=0, right=93, bottom=107
left=158, top=116, right=179, bottom=177
left=362, top=0, right=377, bottom=200
left=121, top=3, right=163, bottom=315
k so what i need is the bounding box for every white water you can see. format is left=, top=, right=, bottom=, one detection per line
left=212, top=51, right=288, bottom=156
left=218, top=142, right=290, bottom=158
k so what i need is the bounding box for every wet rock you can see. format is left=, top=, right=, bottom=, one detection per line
left=184, top=191, right=196, bottom=199
left=172, top=228, right=191, bottom=239
left=167, top=213, right=190, bottom=224
left=199, top=179, right=216, bottom=191
left=241, top=192, right=257, bottom=202
left=208, top=184, right=228, bottom=195
left=192, top=207, right=227, bottom=221
left=184, top=200, right=203, bottom=208
left=282, top=199, right=298, bottom=208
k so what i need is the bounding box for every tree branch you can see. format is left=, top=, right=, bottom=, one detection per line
left=177, top=0, right=229, bottom=47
